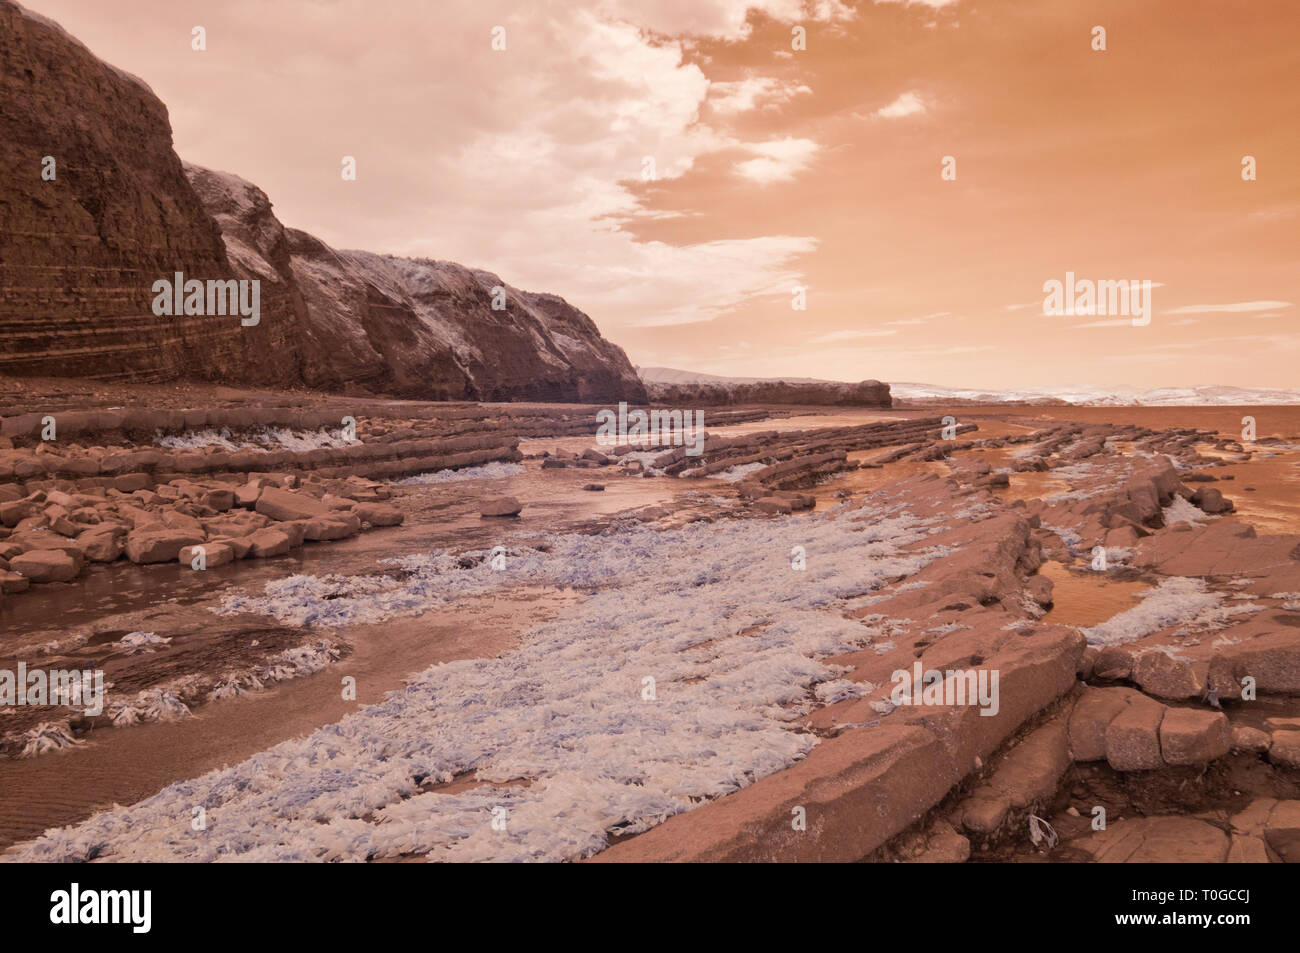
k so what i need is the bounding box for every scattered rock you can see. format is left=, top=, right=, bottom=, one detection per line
left=1190, top=486, right=1234, bottom=514
left=1268, top=730, right=1300, bottom=768
left=1231, top=725, right=1271, bottom=753
left=255, top=485, right=334, bottom=522
left=1132, top=650, right=1204, bottom=699
left=1025, top=575, right=1054, bottom=608
left=179, top=542, right=235, bottom=569
left=1105, top=692, right=1167, bottom=771
left=75, top=524, right=125, bottom=562
left=480, top=497, right=522, bottom=517
left=352, top=502, right=404, bottom=527
left=1158, top=707, right=1230, bottom=765
left=247, top=527, right=292, bottom=558
left=9, top=549, right=79, bottom=583
left=1075, top=816, right=1230, bottom=862
left=124, top=529, right=204, bottom=565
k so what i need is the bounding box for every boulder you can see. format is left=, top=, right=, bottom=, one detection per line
left=1231, top=725, right=1271, bottom=753
left=0, top=499, right=41, bottom=527
left=1068, top=686, right=1133, bottom=761
left=124, top=529, right=204, bottom=564
left=1158, top=707, right=1231, bottom=765
left=303, top=515, right=361, bottom=541
left=1092, top=646, right=1134, bottom=680
left=277, top=521, right=307, bottom=548
left=111, top=473, right=152, bottom=493
left=352, top=502, right=404, bottom=527
left=179, top=542, right=235, bottom=569
left=1025, top=575, right=1054, bottom=608
left=247, top=527, right=292, bottom=558
left=1268, top=730, right=1300, bottom=768
left=1075, top=816, right=1230, bottom=863
left=1132, top=650, right=1204, bottom=699
left=75, top=525, right=125, bottom=562
left=202, top=488, right=235, bottom=512
left=9, top=548, right=80, bottom=583
left=1105, top=692, right=1167, bottom=771
left=255, top=485, right=334, bottom=522
left=234, top=481, right=263, bottom=508
left=1190, top=486, right=1233, bottom=514
left=481, top=497, right=522, bottom=517
left=215, top=536, right=253, bottom=559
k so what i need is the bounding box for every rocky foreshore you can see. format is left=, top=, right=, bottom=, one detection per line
left=2, top=395, right=1297, bottom=862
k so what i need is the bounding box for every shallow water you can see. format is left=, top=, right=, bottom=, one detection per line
left=1037, top=560, right=1150, bottom=628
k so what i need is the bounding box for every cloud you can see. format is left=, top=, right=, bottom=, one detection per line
left=734, top=137, right=821, bottom=183
left=1165, top=300, right=1292, bottom=314
left=874, top=90, right=927, bottom=119
left=597, top=0, right=854, bottom=42
left=59, top=1, right=838, bottom=335
left=886, top=311, right=949, bottom=325
left=873, top=0, right=961, bottom=9
left=709, top=76, right=813, bottom=113
left=625, top=235, right=820, bottom=326
left=807, top=329, right=898, bottom=343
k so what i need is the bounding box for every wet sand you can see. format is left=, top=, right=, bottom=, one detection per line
left=0, top=587, right=575, bottom=849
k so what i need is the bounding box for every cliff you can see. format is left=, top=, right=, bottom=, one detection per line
left=0, top=1, right=646, bottom=403
left=0, top=1, right=301, bottom=385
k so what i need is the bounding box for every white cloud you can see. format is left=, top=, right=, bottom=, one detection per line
left=70, top=1, right=836, bottom=335
left=709, top=76, right=812, bottom=113
left=1166, top=300, right=1292, bottom=314
left=734, top=137, right=821, bottom=183
left=807, top=329, right=898, bottom=343
left=596, top=0, right=853, bottom=42
left=886, top=311, right=949, bottom=325
left=874, top=90, right=926, bottom=119
left=625, top=235, right=820, bottom=326
left=873, top=0, right=961, bottom=9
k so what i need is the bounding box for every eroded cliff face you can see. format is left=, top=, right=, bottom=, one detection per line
left=0, top=1, right=302, bottom=384
left=185, top=165, right=647, bottom=403
left=0, top=1, right=646, bottom=403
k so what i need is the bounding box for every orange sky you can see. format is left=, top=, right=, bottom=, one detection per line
left=28, top=0, right=1300, bottom=389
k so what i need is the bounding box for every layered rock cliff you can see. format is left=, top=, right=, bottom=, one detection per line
left=0, top=1, right=301, bottom=385
left=0, top=1, right=645, bottom=403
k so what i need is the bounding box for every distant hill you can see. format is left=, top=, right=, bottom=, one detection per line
left=637, top=367, right=890, bottom=408
left=640, top=368, right=1300, bottom=407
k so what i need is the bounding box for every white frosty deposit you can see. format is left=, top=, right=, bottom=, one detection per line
left=702, top=462, right=768, bottom=482
left=156, top=427, right=352, bottom=452
left=1162, top=495, right=1212, bottom=527
left=7, top=504, right=949, bottom=863
left=1080, top=576, right=1263, bottom=646
left=395, top=461, right=525, bottom=484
